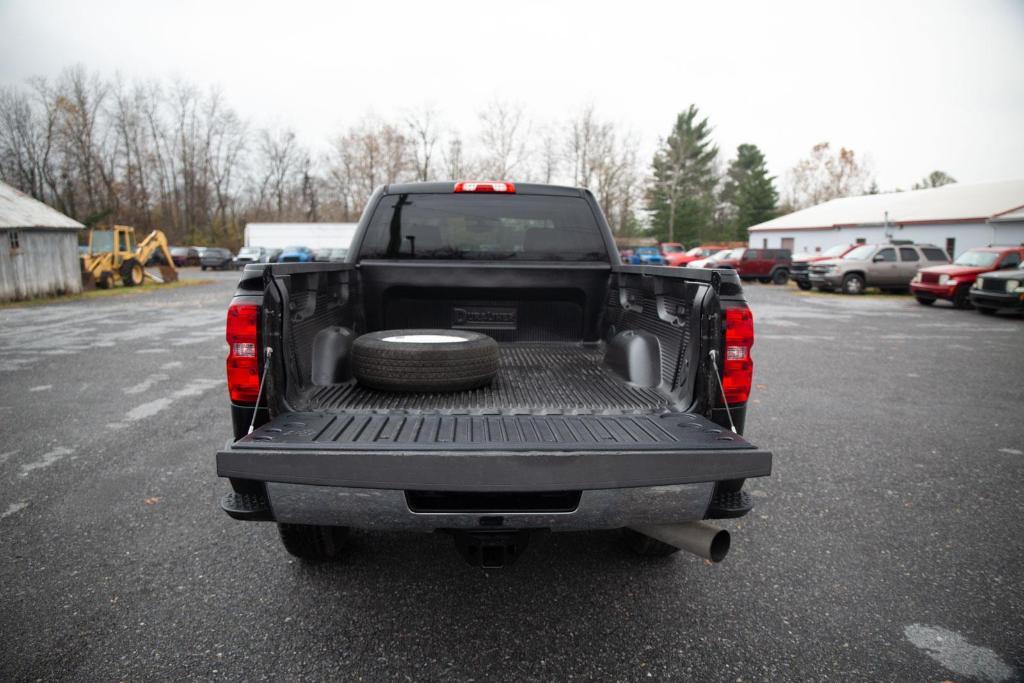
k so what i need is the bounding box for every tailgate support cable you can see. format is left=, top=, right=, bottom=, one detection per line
left=708, top=349, right=737, bottom=433
left=248, top=346, right=274, bottom=435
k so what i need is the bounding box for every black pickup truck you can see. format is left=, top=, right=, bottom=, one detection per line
left=217, top=181, right=772, bottom=567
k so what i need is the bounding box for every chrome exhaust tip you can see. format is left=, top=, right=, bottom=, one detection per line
left=629, top=521, right=731, bottom=562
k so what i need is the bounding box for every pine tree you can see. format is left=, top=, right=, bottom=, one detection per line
left=646, top=106, right=718, bottom=245
left=720, top=144, right=778, bottom=240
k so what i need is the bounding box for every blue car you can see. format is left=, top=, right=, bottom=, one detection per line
left=629, top=246, right=666, bottom=265
left=277, top=245, right=314, bottom=263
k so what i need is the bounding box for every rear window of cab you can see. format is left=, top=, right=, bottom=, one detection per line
left=358, top=194, right=608, bottom=261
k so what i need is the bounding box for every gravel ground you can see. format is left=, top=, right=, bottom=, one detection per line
left=1, top=273, right=1021, bottom=681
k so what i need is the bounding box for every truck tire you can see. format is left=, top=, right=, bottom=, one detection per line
left=622, top=528, right=680, bottom=557
left=842, top=273, right=865, bottom=295
left=772, top=269, right=789, bottom=285
left=915, top=296, right=935, bottom=306
left=977, top=306, right=996, bottom=316
left=352, top=329, right=499, bottom=392
left=278, top=523, right=349, bottom=561
left=120, top=258, right=144, bottom=286
left=796, top=280, right=812, bottom=291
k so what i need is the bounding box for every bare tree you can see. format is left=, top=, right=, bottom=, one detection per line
left=405, top=105, right=440, bottom=182
left=252, top=127, right=308, bottom=220
left=563, top=107, right=643, bottom=234
left=786, top=142, right=874, bottom=209
left=442, top=136, right=469, bottom=180
left=327, top=117, right=411, bottom=218
left=477, top=100, right=529, bottom=179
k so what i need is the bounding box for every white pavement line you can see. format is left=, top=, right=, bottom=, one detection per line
left=0, top=450, right=19, bottom=464
left=904, top=624, right=1015, bottom=682
left=998, top=448, right=1023, bottom=456
left=124, top=378, right=225, bottom=423
left=20, top=446, right=73, bottom=476
left=1, top=502, right=28, bottom=520
left=29, top=385, right=53, bottom=392
left=160, top=361, right=184, bottom=369
left=123, top=373, right=170, bottom=395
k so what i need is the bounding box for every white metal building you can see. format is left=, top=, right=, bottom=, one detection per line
left=244, top=222, right=358, bottom=250
left=748, top=179, right=1024, bottom=258
left=0, top=182, right=84, bottom=302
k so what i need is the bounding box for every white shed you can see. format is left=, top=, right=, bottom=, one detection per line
left=0, top=182, right=85, bottom=302
left=748, top=179, right=1024, bottom=258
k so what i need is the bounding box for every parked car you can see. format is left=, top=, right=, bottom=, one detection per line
left=970, top=265, right=1024, bottom=315
left=628, top=246, right=666, bottom=265
left=619, top=248, right=634, bottom=263
left=200, top=247, right=234, bottom=271
left=790, top=244, right=859, bottom=290
left=217, top=180, right=772, bottom=567
left=266, top=248, right=283, bottom=263
left=277, top=245, right=314, bottom=263
left=911, top=246, right=1024, bottom=308
left=233, top=246, right=273, bottom=268
left=705, top=249, right=742, bottom=269
left=660, top=242, right=685, bottom=260
left=692, top=248, right=740, bottom=269
left=170, top=246, right=200, bottom=267
left=313, top=248, right=334, bottom=262
left=668, top=245, right=731, bottom=267
left=327, top=248, right=349, bottom=262
left=809, top=243, right=949, bottom=294
left=736, top=248, right=791, bottom=284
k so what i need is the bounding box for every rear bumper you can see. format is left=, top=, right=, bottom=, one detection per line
left=264, top=481, right=717, bottom=530
left=218, top=444, right=770, bottom=530
left=217, top=410, right=772, bottom=530
left=969, top=289, right=1024, bottom=311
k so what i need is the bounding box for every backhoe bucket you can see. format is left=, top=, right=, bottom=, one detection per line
left=159, top=266, right=178, bottom=283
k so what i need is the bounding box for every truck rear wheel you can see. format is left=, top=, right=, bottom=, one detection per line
left=622, top=527, right=680, bottom=557
left=772, top=269, right=789, bottom=285
left=796, top=280, right=812, bottom=290
left=352, top=329, right=499, bottom=392
left=277, top=523, right=349, bottom=561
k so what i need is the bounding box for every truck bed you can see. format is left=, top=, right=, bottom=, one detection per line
left=305, top=343, right=674, bottom=415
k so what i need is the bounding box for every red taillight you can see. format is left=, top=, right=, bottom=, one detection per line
left=226, top=303, right=260, bottom=404
left=453, top=181, right=516, bottom=193
left=722, top=306, right=754, bottom=404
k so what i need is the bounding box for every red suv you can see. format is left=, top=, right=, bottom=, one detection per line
left=708, top=248, right=792, bottom=285
left=911, top=246, right=1024, bottom=308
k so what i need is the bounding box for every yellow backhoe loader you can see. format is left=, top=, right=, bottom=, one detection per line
left=80, top=225, right=179, bottom=290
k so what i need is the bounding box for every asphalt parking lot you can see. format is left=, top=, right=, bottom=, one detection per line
left=1, top=273, right=1022, bottom=681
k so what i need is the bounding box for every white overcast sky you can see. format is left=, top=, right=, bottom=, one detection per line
left=1, top=0, right=1022, bottom=190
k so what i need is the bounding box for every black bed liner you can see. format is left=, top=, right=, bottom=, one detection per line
left=234, top=410, right=750, bottom=451
left=304, top=344, right=674, bottom=415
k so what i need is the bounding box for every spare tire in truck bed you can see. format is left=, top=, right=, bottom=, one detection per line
left=352, top=329, right=499, bottom=392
